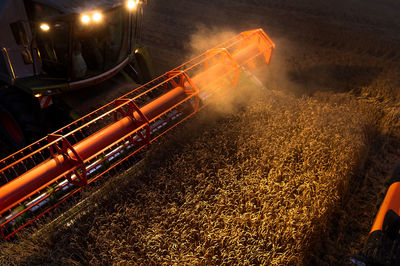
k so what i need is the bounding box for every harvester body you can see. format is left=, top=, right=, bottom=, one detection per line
left=0, top=29, right=275, bottom=240
left=0, top=0, right=35, bottom=84
left=0, top=0, right=150, bottom=149
left=355, top=164, right=400, bottom=264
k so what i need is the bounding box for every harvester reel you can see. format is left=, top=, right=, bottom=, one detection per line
left=47, top=134, right=88, bottom=187
left=0, top=29, right=275, bottom=240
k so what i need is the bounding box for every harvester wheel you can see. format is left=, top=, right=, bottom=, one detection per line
left=0, top=87, right=43, bottom=150
left=136, top=53, right=152, bottom=84
left=125, top=53, right=152, bottom=84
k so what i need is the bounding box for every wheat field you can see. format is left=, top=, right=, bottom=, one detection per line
left=1, top=0, right=400, bottom=264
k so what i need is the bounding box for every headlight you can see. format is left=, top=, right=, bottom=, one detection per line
left=92, top=12, right=103, bottom=23
left=127, top=0, right=139, bottom=10
left=40, top=23, right=50, bottom=32
left=81, top=14, right=91, bottom=24
left=80, top=11, right=103, bottom=25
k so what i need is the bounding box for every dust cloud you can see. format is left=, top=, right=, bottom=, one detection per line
left=186, top=25, right=237, bottom=57
left=185, top=25, right=299, bottom=115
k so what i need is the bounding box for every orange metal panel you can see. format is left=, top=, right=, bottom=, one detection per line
left=370, top=182, right=400, bottom=233
left=0, top=87, right=187, bottom=215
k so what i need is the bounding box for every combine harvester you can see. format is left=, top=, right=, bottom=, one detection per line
left=0, top=0, right=153, bottom=150
left=352, top=165, right=400, bottom=265
left=0, top=29, right=275, bottom=240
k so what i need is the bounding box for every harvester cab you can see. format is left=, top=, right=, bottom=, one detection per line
left=0, top=0, right=150, bottom=150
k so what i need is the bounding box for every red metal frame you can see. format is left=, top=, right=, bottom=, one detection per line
left=113, top=99, right=151, bottom=145
left=0, top=29, right=275, bottom=240
left=47, top=134, right=87, bottom=187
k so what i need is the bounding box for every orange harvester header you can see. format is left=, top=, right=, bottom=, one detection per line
left=0, top=29, right=275, bottom=239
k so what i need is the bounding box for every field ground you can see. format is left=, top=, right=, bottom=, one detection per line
left=1, top=0, right=400, bottom=265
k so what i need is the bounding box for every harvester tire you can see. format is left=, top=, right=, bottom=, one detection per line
left=136, top=53, right=152, bottom=84
left=0, top=87, right=42, bottom=150
left=126, top=53, right=152, bottom=84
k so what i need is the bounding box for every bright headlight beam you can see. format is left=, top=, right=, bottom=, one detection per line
left=127, top=0, right=139, bottom=10
left=40, top=23, right=50, bottom=31
left=92, top=12, right=102, bottom=22
left=81, top=14, right=91, bottom=24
